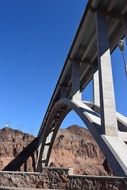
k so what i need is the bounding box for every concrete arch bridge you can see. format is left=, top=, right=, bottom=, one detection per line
left=3, top=0, right=127, bottom=177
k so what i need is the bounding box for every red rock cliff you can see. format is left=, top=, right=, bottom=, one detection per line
left=0, top=126, right=108, bottom=175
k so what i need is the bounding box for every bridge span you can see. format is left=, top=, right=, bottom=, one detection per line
left=4, top=0, right=127, bottom=176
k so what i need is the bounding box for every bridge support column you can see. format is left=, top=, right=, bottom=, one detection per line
left=93, top=71, right=100, bottom=107
left=36, top=131, right=52, bottom=171
left=96, top=10, right=118, bottom=136
left=71, top=62, right=81, bottom=101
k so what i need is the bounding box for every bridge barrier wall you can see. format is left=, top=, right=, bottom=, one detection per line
left=68, top=175, right=127, bottom=190
left=0, top=168, right=127, bottom=189
left=0, top=168, right=69, bottom=189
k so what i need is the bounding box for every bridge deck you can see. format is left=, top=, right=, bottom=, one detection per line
left=38, top=0, right=127, bottom=136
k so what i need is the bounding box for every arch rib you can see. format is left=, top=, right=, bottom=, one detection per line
left=36, top=98, right=127, bottom=176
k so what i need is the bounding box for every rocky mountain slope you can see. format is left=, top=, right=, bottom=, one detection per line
left=0, top=127, right=34, bottom=170
left=0, top=126, right=108, bottom=175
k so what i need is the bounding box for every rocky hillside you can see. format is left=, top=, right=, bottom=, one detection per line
left=50, top=125, right=108, bottom=175
left=0, top=126, right=109, bottom=175
left=0, top=127, right=34, bottom=170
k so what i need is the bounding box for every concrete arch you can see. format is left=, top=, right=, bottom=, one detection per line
left=36, top=98, right=127, bottom=176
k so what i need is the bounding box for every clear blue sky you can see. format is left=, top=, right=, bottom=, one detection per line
left=0, top=0, right=126, bottom=136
